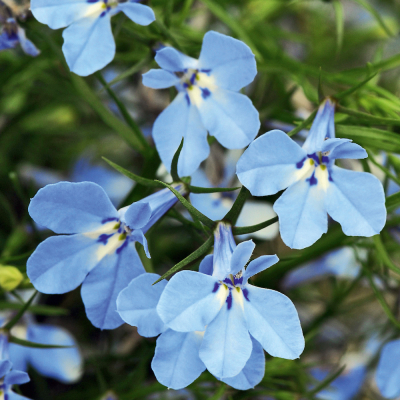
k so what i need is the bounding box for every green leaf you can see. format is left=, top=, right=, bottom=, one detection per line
left=188, top=185, right=240, bottom=194
left=171, top=138, right=184, bottom=182
left=337, top=105, right=400, bottom=126
left=153, top=236, right=214, bottom=284
left=373, top=235, right=400, bottom=275
left=287, top=110, right=317, bottom=137
left=333, top=0, right=344, bottom=54
left=9, top=335, right=74, bottom=349
left=155, top=181, right=215, bottom=229
left=3, top=290, right=37, bottom=331
left=335, top=73, right=377, bottom=100
left=102, top=157, right=164, bottom=188
left=233, top=216, right=278, bottom=235
left=318, top=68, right=324, bottom=103
left=223, top=187, right=249, bottom=225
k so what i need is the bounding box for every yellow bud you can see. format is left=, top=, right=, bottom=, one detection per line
left=0, top=265, right=24, bottom=291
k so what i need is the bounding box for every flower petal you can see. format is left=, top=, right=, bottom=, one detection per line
left=151, top=329, right=205, bottom=390
left=321, top=138, right=367, bottom=160
left=326, top=167, right=386, bottom=237
left=0, top=360, right=12, bottom=378
left=243, top=285, right=304, bottom=359
left=117, top=273, right=167, bottom=337
left=62, top=12, right=114, bottom=76
left=376, top=339, right=400, bottom=399
left=26, top=324, right=82, bottom=383
left=117, top=2, right=155, bottom=26
left=229, top=240, right=255, bottom=276
left=199, top=254, right=213, bottom=276
left=31, top=0, right=96, bottom=29
left=28, top=182, right=118, bottom=234
left=27, top=234, right=101, bottom=294
left=154, top=47, right=197, bottom=72
left=157, top=271, right=225, bottom=332
left=199, top=289, right=252, bottom=379
left=152, top=93, right=209, bottom=177
left=17, top=27, right=40, bottom=57
left=81, top=243, right=145, bottom=329
left=198, top=31, right=257, bottom=91
left=274, top=178, right=328, bottom=249
left=243, top=255, right=279, bottom=283
left=197, top=89, right=259, bottom=150
left=142, top=69, right=180, bottom=89
left=237, top=130, right=307, bottom=196
left=124, top=202, right=152, bottom=230
left=222, top=336, right=265, bottom=390
left=4, top=370, right=30, bottom=386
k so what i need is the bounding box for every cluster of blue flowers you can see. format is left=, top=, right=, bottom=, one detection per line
left=2, top=0, right=395, bottom=396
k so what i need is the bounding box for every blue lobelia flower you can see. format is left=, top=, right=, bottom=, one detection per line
left=190, top=151, right=278, bottom=240
left=155, top=222, right=304, bottom=381
left=30, top=0, right=155, bottom=76
left=237, top=98, right=387, bottom=249
left=376, top=338, right=400, bottom=399
left=27, top=181, right=182, bottom=330
left=117, top=272, right=266, bottom=390
left=142, top=31, right=260, bottom=176
left=0, top=15, right=40, bottom=56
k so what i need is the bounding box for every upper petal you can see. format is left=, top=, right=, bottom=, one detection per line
left=81, top=243, right=145, bottom=329
left=237, top=130, right=307, bottom=196
left=326, top=166, right=386, bottom=237
left=28, top=182, right=118, bottom=234
left=157, top=270, right=225, bottom=332
left=116, top=2, right=155, bottom=26
left=151, top=329, right=205, bottom=390
left=27, top=234, right=101, bottom=294
left=123, top=202, right=151, bottom=230
left=154, top=47, right=198, bottom=72
left=321, top=138, right=367, bottom=160
left=197, top=89, right=260, bottom=150
left=62, top=12, right=115, bottom=76
left=117, top=273, right=167, bottom=337
left=243, top=285, right=305, bottom=359
left=222, top=335, right=265, bottom=390
left=27, top=324, right=82, bottom=383
left=142, top=69, right=180, bottom=89
left=199, top=288, right=252, bottom=379
left=376, top=339, right=400, bottom=399
left=199, top=254, right=214, bottom=276
left=4, top=370, right=30, bottom=386
left=31, top=0, right=98, bottom=29
left=243, top=255, right=279, bottom=283
left=229, top=240, right=255, bottom=276
left=274, top=178, right=328, bottom=249
left=198, top=31, right=257, bottom=91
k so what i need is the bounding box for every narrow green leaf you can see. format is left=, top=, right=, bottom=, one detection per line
left=307, top=365, right=346, bottom=397
left=333, top=0, right=344, bottom=54
left=367, top=151, right=400, bottom=187
left=335, top=73, right=377, bottom=100
left=223, top=187, right=249, bottom=225
left=188, top=185, right=240, bottom=194
left=171, top=139, right=184, bottom=182
left=337, top=105, right=400, bottom=126
left=233, top=216, right=279, bottom=235
left=103, top=157, right=164, bottom=188
left=0, top=302, right=69, bottom=316
left=9, top=335, right=74, bottom=349
left=386, top=191, right=400, bottom=213
left=287, top=110, right=317, bottom=137
left=153, top=236, right=214, bottom=284
left=318, top=68, right=324, bottom=103
left=3, top=290, right=37, bottom=331
left=155, top=181, right=215, bottom=229
left=373, top=235, right=400, bottom=275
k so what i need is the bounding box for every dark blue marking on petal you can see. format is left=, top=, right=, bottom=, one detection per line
left=308, top=153, right=319, bottom=165
left=223, top=278, right=232, bottom=286
left=102, top=217, right=119, bottom=224
left=242, top=288, right=250, bottom=301
left=234, top=276, right=243, bottom=286
left=190, top=73, right=197, bottom=85
left=226, top=291, right=232, bottom=310
left=98, top=233, right=114, bottom=245
left=100, top=10, right=106, bottom=17
left=87, top=0, right=99, bottom=3
left=185, top=93, right=190, bottom=106
left=212, top=198, right=221, bottom=207
left=200, top=87, right=211, bottom=99
left=116, top=239, right=129, bottom=254
left=306, top=171, right=318, bottom=186
left=212, top=282, right=220, bottom=293
left=321, top=155, right=329, bottom=164
left=296, top=157, right=306, bottom=169
left=200, top=68, right=211, bottom=74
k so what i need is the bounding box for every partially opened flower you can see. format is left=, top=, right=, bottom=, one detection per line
left=143, top=31, right=260, bottom=176
left=117, top=272, right=266, bottom=390
left=27, top=181, right=182, bottom=329
left=237, top=98, right=386, bottom=249
left=156, top=223, right=304, bottom=380
left=30, top=0, right=155, bottom=76
left=376, top=338, right=400, bottom=399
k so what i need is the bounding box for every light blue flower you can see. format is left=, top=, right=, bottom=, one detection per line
left=310, top=366, right=366, bottom=400
left=31, top=0, right=155, bottom=76
left=27, top=181, right=181, bottom=329
left=0, top=16, right=40, bottom=56
left=237, top=98, right=386, bottom=249
left=156, top=223, right=304, bottom=380
left=283, top=247, right=365, bottom=289
left=143, top=31, right=260, bottom=176
left=190, top=151, right=278, bottom=240
left=117, top=272, right=266, bottom=390
left=376, top=338, right=400, bottom=398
